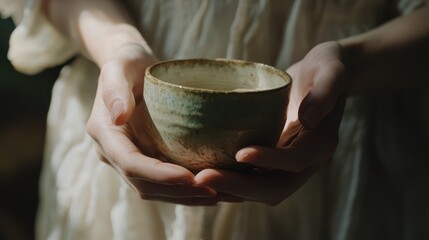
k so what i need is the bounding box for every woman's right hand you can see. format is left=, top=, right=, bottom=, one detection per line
left=86, top=43, right=223, bottom=205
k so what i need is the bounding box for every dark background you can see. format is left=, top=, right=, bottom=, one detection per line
left=0, top=18, right=60, bottom=240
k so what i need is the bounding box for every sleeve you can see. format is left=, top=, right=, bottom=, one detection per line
left=0, top=0, right=77, bottom=75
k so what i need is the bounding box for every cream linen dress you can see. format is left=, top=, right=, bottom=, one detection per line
left=1, top=0, right=429, bottom=239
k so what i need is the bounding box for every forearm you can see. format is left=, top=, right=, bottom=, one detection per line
left=45, top=0, right=151, bottom=66
left=339, top=7, right=429, bottom=94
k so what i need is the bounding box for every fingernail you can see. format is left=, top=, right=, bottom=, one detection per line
left=301, top=105, right=320, bottom=129
left=236, top=148, right=254, bottom=162
left=235, top=148, right=249, bottom=162
left=111, top=101, right=124, bottom=124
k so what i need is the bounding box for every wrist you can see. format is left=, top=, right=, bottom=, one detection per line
left=82, top=24, right=153, bottom=67
left=338, top=37, right=366, bottom=95
left=47, top=0, right=153, bottom=67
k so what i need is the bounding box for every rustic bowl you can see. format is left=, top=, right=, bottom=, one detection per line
left=143, top=59, right=291, bottom=172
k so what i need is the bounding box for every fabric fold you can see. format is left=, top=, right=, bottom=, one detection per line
left=2, top=0, right=77, bottom=74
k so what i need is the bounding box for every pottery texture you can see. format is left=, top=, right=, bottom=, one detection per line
left=143, top=59, right=291, bottom=171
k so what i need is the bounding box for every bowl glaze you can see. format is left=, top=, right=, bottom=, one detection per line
left=143, top=59, right=291, bottom=171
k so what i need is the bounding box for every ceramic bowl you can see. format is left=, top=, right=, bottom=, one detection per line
left=143, top=59, right=291, bottom=171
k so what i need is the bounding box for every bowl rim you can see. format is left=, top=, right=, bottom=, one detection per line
left=144, top=58, right=292, bottom=95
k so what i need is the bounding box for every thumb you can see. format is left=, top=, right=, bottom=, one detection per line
left=100, top=63, right=136, bottom=125
left=298, top=61, right=346, bottom=129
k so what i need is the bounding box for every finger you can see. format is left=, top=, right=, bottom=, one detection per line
left=100, top=62, right=136, bottom=125
left=237, top=127, right=331, bottom=172
left=88, top=79, right=198, bottom=186
left=195, top=169, right=310, bottom=206
left=195, top=169, right=275, bottom=204
left=285, top=61, right=301, bottom=80
left=299, top=57, right=346, bottom=129
left=237, top=96, right=346, bottom=172
left=112, top=140, right=196, bottom=185
left=129, top=178, right=217, bottom=198
left=278, top=119, right=302, bottom=147
left=284, top=63, right=304, bottom=123
left=90, top=115, right=197, bottom=185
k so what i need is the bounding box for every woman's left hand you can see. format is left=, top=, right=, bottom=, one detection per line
left=195, top=41, right=347, bottom=205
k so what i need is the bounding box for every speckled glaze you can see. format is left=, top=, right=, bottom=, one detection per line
left=143, top=59, right=291, bottom=172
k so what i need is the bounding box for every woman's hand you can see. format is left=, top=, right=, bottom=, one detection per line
left=86, top=43, right=224, bottom=205
left=195, top=42, right=347, bottom=205
left=194, top=7, right=429, bottom=205
left=47, top=0, right=243, bottom=205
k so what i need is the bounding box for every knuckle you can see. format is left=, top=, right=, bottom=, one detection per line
left=101, top=84, right=120, bottom=104
left=100, top=61, right=121, bottom=79
left=86, top=116, right=98, bottom=138
left=100, top=62, right=128, bottom=99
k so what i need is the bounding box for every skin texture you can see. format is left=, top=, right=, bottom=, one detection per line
left=194, top=8, right=429, bottom=204
left=195, top=42, right=347, bottom=205
left=46, top=0, right=429, bottom=205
